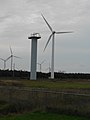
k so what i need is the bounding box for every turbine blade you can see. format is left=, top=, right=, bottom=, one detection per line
left=41, top=60, right=45, bottom=64
left=56, top=31, right=73, bottom=34
left=6, top=56, right=11, bottom=61
left=0, top=58, right=4, bottom=61
left=43, top=33, right=53, bottom=52
left=41, top=13, right=53, bottom=32
left=10, top=46, right=13, bottom=55
left=14, top=56, right=21, bottom=59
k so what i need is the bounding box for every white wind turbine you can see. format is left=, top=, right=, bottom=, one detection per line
left=37, top=60, right=45, bottom=72
left=7, top=47, right=21, bottom=71
left=45, top=62, right=51, bottom=73
left=41, top=14, right=73, bottom=79
left=0, top=58, right=8, bottom=70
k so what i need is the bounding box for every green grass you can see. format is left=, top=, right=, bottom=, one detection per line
left=1, top=79, right=90, bottom=89
left=21, top=80, right=90, bottom=89
left=0, top=112, right=89, bottom=120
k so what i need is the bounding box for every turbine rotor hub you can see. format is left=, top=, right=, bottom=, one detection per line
left=53, top=31, right=55, bottom=34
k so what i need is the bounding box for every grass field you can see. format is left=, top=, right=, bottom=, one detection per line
left=0, top=79, right=90, bottom=95
left=0, top=112, right=89, bottom=120
left=0, top=79, right=90, bottom=117
left=0, top=79, right=90, bottom=89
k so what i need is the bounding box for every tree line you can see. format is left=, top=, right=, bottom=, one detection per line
left=0, top=69, right=90, bottom=80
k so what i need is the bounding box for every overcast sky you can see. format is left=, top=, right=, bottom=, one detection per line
left=0, top=0, right=90, bottom=73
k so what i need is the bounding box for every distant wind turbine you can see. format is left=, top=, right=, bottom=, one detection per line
left=45, top=62, right=51, bottom=73
left=41, top=14, right=73, bottom=79
left=0, top=58, right=8, bottom=70
left=37, top=60, right=45, bottom=72
left=7, top=47, right=21, bottom=71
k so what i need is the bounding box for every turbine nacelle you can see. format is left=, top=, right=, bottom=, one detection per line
left=53, top=31, right=56, bottom=34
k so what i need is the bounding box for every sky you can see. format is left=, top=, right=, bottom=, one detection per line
left=0, top=0, right=90, bottom=73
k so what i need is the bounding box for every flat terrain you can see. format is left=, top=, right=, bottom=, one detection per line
left=0, top=79, right=90, bottom=117
left=0, top=79, right=90, bottom=88
left=0, top=79, right=90, bottom=94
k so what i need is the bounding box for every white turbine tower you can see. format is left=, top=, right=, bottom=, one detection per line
left=7, top=47, right=21, bottom=71
left=41, top=14, right=73, bottom=79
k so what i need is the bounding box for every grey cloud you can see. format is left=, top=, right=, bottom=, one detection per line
left=0, top=15, right=11, bottom=22
left=0, top=0, right=90, bottom=72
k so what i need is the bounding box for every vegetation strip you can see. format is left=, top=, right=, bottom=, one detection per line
left=0, top=86, right=90, bottom=96
left=0, top=79, right=90, bottom=117
left=0, top=112, right=89, bottom=120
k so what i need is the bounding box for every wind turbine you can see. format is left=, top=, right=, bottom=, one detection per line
left=45, top=62, right=51, bottom=73
left=37, top=60, right=45, bottom=72
left=7, top=47, right=21, bottom=71
left=0, top=58, right=8, bottom=70
left=41, top=14, right=73, bottom=79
